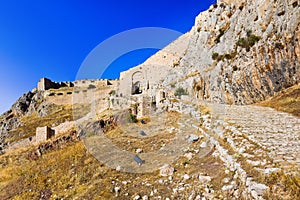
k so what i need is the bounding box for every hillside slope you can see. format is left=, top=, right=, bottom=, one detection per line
left=258, top=83, right=300, bottom=117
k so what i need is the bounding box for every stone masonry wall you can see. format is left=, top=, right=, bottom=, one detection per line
left=36, top=126, right=55, bottom=144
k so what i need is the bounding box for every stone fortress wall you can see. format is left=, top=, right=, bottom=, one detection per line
left=119, top=65, right=169, bottom=97
left=38, top=78, right=118, bottom=105
left=38, top=78, right=74, bottom=91
left=5, top=78, right=119, bottom=151
left=116, top=32, right=191, bottom=118
left=119, top=32, right=190, bottom=97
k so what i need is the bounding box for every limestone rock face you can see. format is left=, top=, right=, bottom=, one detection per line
left=150, top=0, right=300, bottom=104
left=181, top=0, right=299, bottom=104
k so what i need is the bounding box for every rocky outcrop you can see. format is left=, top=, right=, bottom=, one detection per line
left=0, top=90, right=46, bottom=152
left=0, top=92, right=35, bottom=141
left=11, top=92, right=35, bottom=116
left=155, top=0, right=300, bottom=104
left=181, top=1, right=300, bottom=104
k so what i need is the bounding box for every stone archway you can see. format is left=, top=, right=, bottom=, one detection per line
left=131, top=71, right=143, bottom=95
left=132, top=81, right=142, bottom=95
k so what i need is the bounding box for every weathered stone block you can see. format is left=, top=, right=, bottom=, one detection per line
left=36, top=126, right=55, bottom=143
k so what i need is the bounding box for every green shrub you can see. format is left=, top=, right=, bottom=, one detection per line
left=126, top=113, right=138, bottom=123
left=212, top=52, right=219, bottom=60
left=224, top=53, right=235, bottom=60
left=237, top=30, right=261, bottom=51
left=109, top=90, right=116, bottom=96
left=174, top=87, right=188, bottom=97
left=212, top=51, right=236, bottom=62
left=248, top=34, right=261, bottom=45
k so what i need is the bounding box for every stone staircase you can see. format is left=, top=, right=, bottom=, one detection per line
left=209, top=103, right=300, bottom=173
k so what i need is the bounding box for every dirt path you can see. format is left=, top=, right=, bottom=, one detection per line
left=82, top=112, right=211, bottom=173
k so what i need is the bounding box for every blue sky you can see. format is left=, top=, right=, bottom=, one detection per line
left=0, top=0, right=216, bottom=114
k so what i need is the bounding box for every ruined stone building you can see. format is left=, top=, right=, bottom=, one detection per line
left=38, top=78, right=74, bottom=91
left=36, top=126, right=55, bottom=144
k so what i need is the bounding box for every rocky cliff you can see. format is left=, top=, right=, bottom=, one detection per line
left=152, top=0, right=300, bottom=104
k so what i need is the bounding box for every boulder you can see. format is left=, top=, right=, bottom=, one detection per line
left=159, top=164, right=174, bottom=176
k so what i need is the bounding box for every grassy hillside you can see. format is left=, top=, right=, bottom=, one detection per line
left=0, top=131, right=229, bottom=200
left=6, top=104, right=90, bottom=144
left=258, top=84, right=300, bottom=117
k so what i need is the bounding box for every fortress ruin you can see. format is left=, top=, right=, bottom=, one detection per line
left=119, top=64, right=170, bottom=97
left=36, top=126, right=55, bottom=144
left=38, top=78, right=74, bottom=91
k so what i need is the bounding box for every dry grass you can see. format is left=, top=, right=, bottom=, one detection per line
left=198, top=103, right=212, bottom=115
left=263, top=171, right=300, bottom=199
left=0, top=109, right=232, bottom=199
left=6, top=105, right=73, bottom=143
left=0, top=129, right=227, bottom=200
left=104, top=112, right=180, bottom=153
left=203, top=63, right=217, bottom=73
left=180, top=71, right=200, bottom=81
left=6, top=104, right=90, bottom=144
left=106, top=128, right=177, bottom=153
left=258, top=84, right=300, bottom=117
left=47, top=87, right=73, bottom=93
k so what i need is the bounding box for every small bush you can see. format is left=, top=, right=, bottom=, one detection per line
left=224, top=53, right=233, bottom=60
left=237, top=30, right=261, bottom=51
left=248, top=34, right=261, bottom=45
left=109, top=90, right=116, bottom=96
left=174, top=87, right=188, bottom=97
left=212, top=51, right=236, bottom=62
left=212, top=52, right=219, bottom=60
left=126, top=113, right=138, bottom=123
